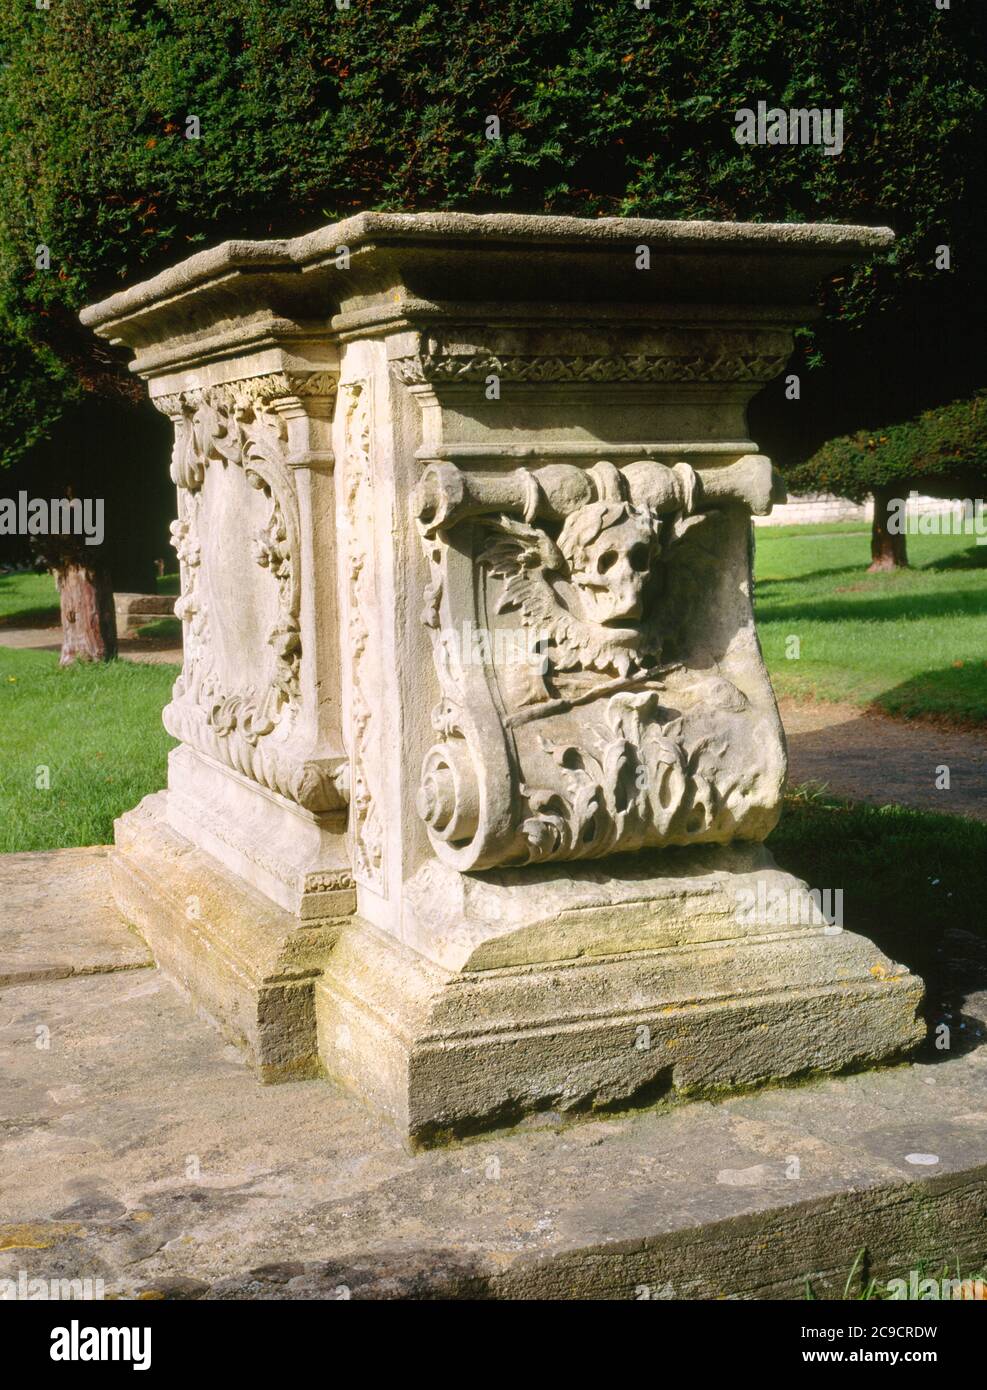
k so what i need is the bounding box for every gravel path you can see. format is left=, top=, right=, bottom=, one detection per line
left=780, top=697, right=987, bottom=821
left=0, top=625, right=182, bottom=665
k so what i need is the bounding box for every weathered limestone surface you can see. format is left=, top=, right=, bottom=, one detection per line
left=81, top=213, right=924, bottom=1140
left=1, top=848, right=984, bottom=1300
left=0, top=848, right=151, bottom=987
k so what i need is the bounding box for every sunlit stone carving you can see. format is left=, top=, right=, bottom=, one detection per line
left=82, top=214, right=924, bottom=1143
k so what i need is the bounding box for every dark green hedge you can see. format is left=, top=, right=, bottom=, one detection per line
left=786, top=391, right=987, bottom=502
left=1, top=0, right=985, bottom=463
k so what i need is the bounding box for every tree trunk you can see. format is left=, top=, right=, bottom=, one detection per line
left=868, top=484, right=909, bottom=572
left=56, top=562, right=118, bottom=664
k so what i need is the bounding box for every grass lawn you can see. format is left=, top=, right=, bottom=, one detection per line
left=0, top=569, right=180, bottom=627
left=0, top=570, right=61, bottom=626
left=0, top=570, right=181, bottom=851
left=754, top=524, right=987, bottom=725
left=769, top=783, right=987, bottom=987
left=0, top=645, right=177, bottom=853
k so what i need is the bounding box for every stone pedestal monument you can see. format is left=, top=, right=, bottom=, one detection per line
left=82, top=214, right=923, bottom=1145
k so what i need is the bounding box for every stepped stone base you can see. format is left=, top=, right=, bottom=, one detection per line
left=110, top=796, right=924, bottom=1144
left=111, top=796, right=345, bottom=1083
left=4, top=843, right=982, bottom=1301
left=316, top=918, right=925, bottom=1147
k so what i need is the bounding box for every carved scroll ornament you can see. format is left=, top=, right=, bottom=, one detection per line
left=413, top=454, right=785, bottom=870
left=156, top=374, right=347, bottom=814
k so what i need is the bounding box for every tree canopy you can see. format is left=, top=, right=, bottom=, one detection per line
left=1, top=0, right=984, bottom=466
left=787, top=391, right=987, bottom=504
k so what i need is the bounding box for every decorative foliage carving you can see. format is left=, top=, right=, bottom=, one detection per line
left=519, top=679, right=750, bottom=862
left=412, top=454, right=782, bottom=869
left=342, top=381, right=385, bottom=889
left=158, top=373, right=346, bottom=814
left=391, top=334, right=788, bottom=387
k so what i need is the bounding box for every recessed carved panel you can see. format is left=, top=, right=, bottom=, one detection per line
left=155, top=373, right=346, bottom=813
left=413, top=455, right=785, bottom=870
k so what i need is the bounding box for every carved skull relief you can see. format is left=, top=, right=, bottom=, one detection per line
left=558, top=502, right=657, bottom=629
left=412, top=455, right=785, bottom=869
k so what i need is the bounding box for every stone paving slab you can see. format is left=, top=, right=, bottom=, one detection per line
left=1, top=848, right=986, bottom=1300
left=0, top=848, right=152, bottom=987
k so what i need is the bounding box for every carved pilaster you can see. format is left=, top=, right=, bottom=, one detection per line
left=339, top=380, right=385, bottom=891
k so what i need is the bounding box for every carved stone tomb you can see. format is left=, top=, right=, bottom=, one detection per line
left=82, top=214, right=923, bottom=1144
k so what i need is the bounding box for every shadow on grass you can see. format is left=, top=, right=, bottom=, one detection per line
left=0, top=572, right=61, bottom=627
left=923, top=544, right=987, bottom=572
left=873, top=663, right=987, bottom=724
left=761, top=586, right=987, bottom=626
left=0, top=604, right=61, bottom=628
left=135, top=617, right=182, bottom=640
left=754, top=564, right=863, bottom=589
left=757, top=547, right=987, bottom=594
left=769, top=789, right=987, bottom=1064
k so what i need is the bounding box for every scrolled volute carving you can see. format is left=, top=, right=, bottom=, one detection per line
left=412, top=454, right=784, bottom=870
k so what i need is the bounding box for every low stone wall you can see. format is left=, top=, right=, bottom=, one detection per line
left=113, top=591, right=175, bottom=637
left=753, top=492, right=967, bottom=527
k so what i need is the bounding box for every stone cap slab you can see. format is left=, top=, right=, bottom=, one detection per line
left=80, top=213, right=893, bottom=378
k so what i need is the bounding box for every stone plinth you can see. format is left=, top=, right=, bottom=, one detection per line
left=5, top=846, right=984, bottom=1302
left=82, top=213, right=923, bottom=1144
